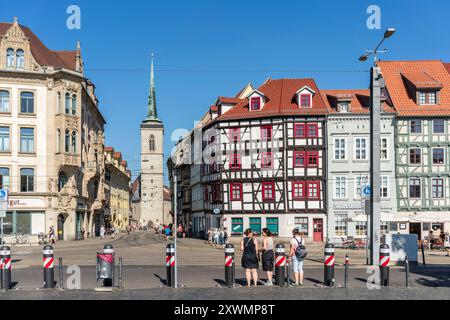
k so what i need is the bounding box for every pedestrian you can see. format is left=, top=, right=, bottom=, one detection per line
left=260, top=228, right=275, bottom=286
left=240, top=228, right=259, bottom=287
left=445, top=232, right=450, bottom=257
left=219, top=228, right=225, bottom=246
left=100, top=225, right=105, bottom=240
left=428, top=230, right=434, bottom=250
left=165, top=225, right=171, bottom=240
left=177, top=224, right=183, bottom=238
left=223, top=227, right=228, bottom=245
left=48, top=226, right=56, bottom=245
left=207, top=228, right=213, bottom=244
left=289, top=228, right=306, bottom=286
left=213, top=228, right=220, bottom=246
left=111, top=226, right=115, bottom=239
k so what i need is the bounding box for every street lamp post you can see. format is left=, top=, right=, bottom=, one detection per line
left=359, top=28, right=395, bottom=266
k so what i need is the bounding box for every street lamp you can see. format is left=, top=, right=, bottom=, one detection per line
left=359, top=28, right=396, bottom=266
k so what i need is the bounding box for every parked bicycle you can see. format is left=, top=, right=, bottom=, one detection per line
left=38, top=232, right=49, bottom=245
left=11, top=233, right=30, bottom=244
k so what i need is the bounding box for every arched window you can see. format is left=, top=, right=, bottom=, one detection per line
left=57, top=92, right=61, bottom=114
left=71, top=131, right=77, bottom=153
left=20, top=92, right=34, bottom=114
left=0, top=90, right=10, bottom=113
left=0, top=167, right=10, bottom=190
left=56, top=129, right=61, bottom=153
left=72, top=95, right=77, bottom=115
left=65, top=129, right=70, bottom=153
left=58, top=171, right=68, bottom=192
left=6, top=48, right=14, bottom=68
left=16, top=49, right=24, bottom=69
left=149, top=135, right=155, bottom=151
left=65, top=93, right=71, bottom=114
left=20, top=168, right=34, bottom=192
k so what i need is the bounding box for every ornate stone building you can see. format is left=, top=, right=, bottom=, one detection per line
left=139, top=54, right=165, bottom=227
left=0, top=18, right=106, bottom=241
left=104, top=147, right=131, bottom=230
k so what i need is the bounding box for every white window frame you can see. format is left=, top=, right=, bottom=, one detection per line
left=335, top=214, right=348, bottom=237
left=354, top=138, right=368, bottom=160
left=335, top=176, right=347, bottom=199
left=431, top=178, right=444, bottom=199
left=334, top=138, right=347, bottom=160
left=380, top=138, right=388, bottom=160
left=355, top=175, right=369, bottom=199
left=381, top=176, right=389, bottom=198
left=433, top=119, right=445, bottom=134
left=432, top=147, right=445, bottom=165
left=409, top=178, right=421, bottom=199
left=410, top=120, right=422, bottom=134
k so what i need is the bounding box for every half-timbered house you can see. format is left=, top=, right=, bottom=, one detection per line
left=378, top=60, right=450, bottom=240
left=201, top=79, right=328, bottom=240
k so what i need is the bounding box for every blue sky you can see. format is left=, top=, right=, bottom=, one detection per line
left=2, top=0, right=450, bottom=183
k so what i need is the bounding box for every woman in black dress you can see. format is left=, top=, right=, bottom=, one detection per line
left=240, top=228, right=259, bottom=287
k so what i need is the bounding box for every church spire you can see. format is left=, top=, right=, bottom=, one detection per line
left=144, top=52, right=160, bottom=122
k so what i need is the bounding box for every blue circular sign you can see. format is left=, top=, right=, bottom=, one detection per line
left=0, top=190, right=6, bottom=199
left=362, top=186, right=371, bottom=196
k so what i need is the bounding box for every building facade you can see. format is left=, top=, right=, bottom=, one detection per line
left=0, top=18, right=106, bottom=241
left=104, top=147, right=131, bottom=231
left=378, top=60, right=450, bottom=239
left=322, top=89, right=398, bottom=243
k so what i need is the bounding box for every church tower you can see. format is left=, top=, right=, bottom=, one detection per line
left=140, top=53, right=164, bottom=226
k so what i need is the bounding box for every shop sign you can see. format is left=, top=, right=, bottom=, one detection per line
left=8, top=198, right=45, bottom=209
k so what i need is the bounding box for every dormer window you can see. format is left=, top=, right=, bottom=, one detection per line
left=296, top=86, right=315, bottom=109
left=339, top=102, right=349, bottom=113
left=300, top=94, right=311, bottom=108
left=418, top=91, right=437, bottom=105
left=251, top=97, right=261, bottom=111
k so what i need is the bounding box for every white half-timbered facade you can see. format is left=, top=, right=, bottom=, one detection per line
left=201, top=79, right=328, bottom=240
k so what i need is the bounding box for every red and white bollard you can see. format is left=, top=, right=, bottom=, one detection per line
left=0, top=246, right=11, bottom=290
left=274, top=244, right=286, bottom=287
left=166, top=243, right=175, bottom=288
left=324, top=243, right=335, bottom=287
left=43, top=245, right=55, bottom=289
left=379, top=244, right=390, bottom=287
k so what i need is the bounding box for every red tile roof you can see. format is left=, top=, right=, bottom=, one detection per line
left=401, top=71, right=443, bottom=89
left=104, top=147, right=114, bottom=152
left=0, top=22, right=78, bottom=71
left=321, top=89, right=395, bottom=114
left=216, top=78, right=328, bottom=121
left=377, top=60, right=450, bottom=116
left=121, top=160, right=127, bottom=167
left=217, top=97, right=244, bottom=104
left=444, top=63, right=450, bottom=75
left=113, top=152, right=122, bottom=159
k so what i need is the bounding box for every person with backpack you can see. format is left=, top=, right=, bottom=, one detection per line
left=290, top=228, right=307, bottom=286
left=240, top=228, right=259, bottom=287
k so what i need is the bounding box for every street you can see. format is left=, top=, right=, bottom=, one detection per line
left=1, top=231, right=450, bottom=299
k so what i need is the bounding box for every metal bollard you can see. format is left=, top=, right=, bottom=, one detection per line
left=379, top=244, right=390, bottom=287
left=97, top=244, right=115, bottom=289
left=421, top=242, right=426, bottom=266
left=166, top=243, right=175, bottom=288
left=405, top=255, right=409, bottom=288
left=224, top=244, right=235, bottom=288
left=344, top=255, right=349, bottom=289
left=324, top=243, right=335, bottom=287
left=119, top=257, right=123, bottom=290
left=285, top=255, right=291, bottom=287
left=274, top=244, right=286, bottom=287
left=0, top=246, right=11, bottom=290
left=43, top=245, right=55, bottom=289
left=59, top=257, right=64, bottom=290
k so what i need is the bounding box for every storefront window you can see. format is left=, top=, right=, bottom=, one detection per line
left=390, top=222, right=398, bottom=232
left=16, top=212, right=31, bottom=234
left=231, top=218, right=243, bottom=236
left=356, top=222, right=367, bottom=237
left=295, top=217, right=309, bottom=236
left=266, top=218, right=279, bottom=236
left=249, top=218, right=261, bottom=236
left=380, top=221, right=388, bottom=235
left=335, top=215, right=347, bottom=237
left=3, top=212, right=13, bottom=235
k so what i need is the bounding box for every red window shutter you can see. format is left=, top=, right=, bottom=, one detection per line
left=261, top=152, right=273, bottom=169
left=307, top=181, right=320, bottom=200
left=294, top=123, right=306, bottom=138
left=251, top=97, right=261, bottom=110
left=229, top=154, right=241, bottom=170
left=293, top=151, right=306, bottom=167
left=262, top=182, right=275, bottom=201
left=307, top=123, right=318, bottom=138
left=292, top=181, right=306, bottom=200
left=261, top=126, right=273, bottom=141
left=300, top=94, right=311, bottom=108
left=307, top=151, right=319, bottom=167
left=204, top=186, right=209, bottom=201
left=230, top=128, right=240, bottom=142
left=230, top=183, right=242, bottom=201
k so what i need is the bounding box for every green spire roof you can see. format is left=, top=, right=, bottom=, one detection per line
left=144, top=53, right=161, bottom=122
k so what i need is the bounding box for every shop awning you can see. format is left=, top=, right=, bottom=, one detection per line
left=345, top=212, right=450, bottom=223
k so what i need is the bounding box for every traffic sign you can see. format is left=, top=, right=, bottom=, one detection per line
left=213, top=208, right=221, bottom=215
left=0, top=189, right=7, bottom=202
left=362, top=186, right=371, bottom=197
